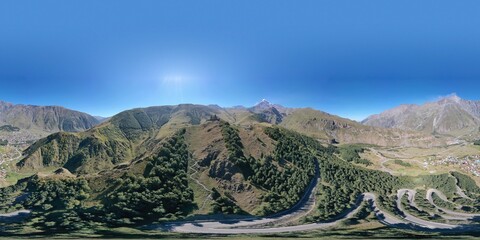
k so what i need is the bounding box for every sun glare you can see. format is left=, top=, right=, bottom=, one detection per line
left=163, top=75, right=185, bottom=84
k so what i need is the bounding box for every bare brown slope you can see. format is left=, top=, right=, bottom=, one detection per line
left=16, top=104, right=225, bottom=174
left=362, top=94, right=480, bottom=138
left=280, top=108, right=449, bottom=147
left=184, top=121, right=270, bottom=213
left=84, top=120, right=310, bottom=215
left=17, top=102, right=448, bottom=176
left=0, top=100, right=100, bottom=134
left=54, top=120, right=275, bottom=215
left=224, top=101, right=447, bottom=147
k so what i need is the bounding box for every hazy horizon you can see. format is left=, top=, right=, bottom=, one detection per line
left=0, top=92, right=474, bottom=122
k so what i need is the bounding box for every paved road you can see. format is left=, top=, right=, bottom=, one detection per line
left=159, top=193, right=386, bottom=234
left=426, top=189, right=480, bottom=219
left=454, top=177, right=474, bottom=201
left=0, top=209, right=31, bottom=217
left=164, top=160, right=322, bottom=230
left=456, top=186, right=473, bottom=201
left=155, top=155, right=480, bottom=235
left=259, top=160, right=321, bottom=227
left=365, top=193, right=406, bottom=226
left=157, top=187, right=480, bottom=234
left=370, top=149, right=394, bottom=174
left=396, top=189, right=457, bottom=229
left=155, top=160, right=349, bottom=233
left=403, top=189, right=468, bottom=221
left=157, top=189, right=414, bottom=234
left=0, top=209, right=31, bottom=223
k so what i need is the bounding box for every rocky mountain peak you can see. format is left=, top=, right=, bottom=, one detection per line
left=254, top=99, right=272, bottom=109
left=363, top=94, right=480, bottom=137
left=438, top=93, right=462, bottom=104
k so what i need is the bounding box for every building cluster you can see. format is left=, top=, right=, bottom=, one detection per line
left=424, top=155, right=480, bottom=177
left=0, top=131, right=44, bottom=181
left=0, top=130, right=39, bottom=145
left=0, top=145, right=23, bottom=180
left=0, top=162, right=6, bottom=179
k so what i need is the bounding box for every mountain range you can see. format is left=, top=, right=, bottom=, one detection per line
left=2, top=97, right=466, bottom=149
left=13, top=100, right=425, bottom=218
left=0, top=100, right=101, bottom=135
left=2, top=97, right=480, bottom=236
left=362, top=94, right=480, bottom=138
left=0, top=99, right=450, bottom=146
left=16, top=100, right=448, bottom=172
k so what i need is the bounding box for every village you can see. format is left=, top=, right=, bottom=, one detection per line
left=0, top=130, right=35, bottom=181
left=425, top=154, right=480, bottom=177
left=0, top=129, right=39, bottom=146
left=0, top=145, right=22, bottom=180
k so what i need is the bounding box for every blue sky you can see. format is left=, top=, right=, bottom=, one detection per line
left=1, top=0, right=480, bottom=120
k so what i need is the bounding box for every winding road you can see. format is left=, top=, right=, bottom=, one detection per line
left=0, top=210, right=30, bottom=218
left=426, top=189, right=480, bottom=219
left=454, top=177, right=474, bottom=201
left=0, top=209, right=31, bottom=222
left=156, top=184, right=480, bottom=234
left=396, top=189, right=457, bottom=229
left=152, top=153, right=480, bottom=234
left=370, top=149, right=394, bottom=174
left=157, top=193, right=397, bottom=234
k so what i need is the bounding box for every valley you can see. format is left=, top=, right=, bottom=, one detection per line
left=361, top=143, right=480, bottom=182
left=0, top=100, right=479, bottom=239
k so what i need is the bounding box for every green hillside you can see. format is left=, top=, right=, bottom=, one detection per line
left=2, top=103, right=479, bottom=237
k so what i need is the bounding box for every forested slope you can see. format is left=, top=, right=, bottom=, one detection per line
left=3, top=103, right=479, bottom=235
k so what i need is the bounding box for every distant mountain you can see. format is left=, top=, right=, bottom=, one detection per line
left=17, top=101, right=448, bottom=175
left=17, top=104, right=230, bottom=173
left=279, top=108, right=446, bottom=147
left=247, top=99, right=290, bottom=124
left=11, top=100, right=453, bottom=229
left=224, top=99, right=445, bottom=147
left=14, top=114, right=328, bottom=218
left=10, top=100, right=451, bottom=224
left=0, top=100, right=100, bottom=135
left=362, top=94, right=480, bottom=137
left=93, top=116, right=109, bottom=122
left=249, top=99, right=289, bottom=113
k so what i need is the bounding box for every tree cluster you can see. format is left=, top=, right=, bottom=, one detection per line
left=218, top=125, right=319, bottom=215
left=104, top=129, right=195, bottom=224
left=451, top=171, right=480, bottom=198
left=313, top=153, right=405, bottom=220
left=219, top=121, right=253, bottom=177
left=337, top=144, right=372, bottom=166
left=251, top=127, right=317, bottom=215
left=24, top=178, right=90, bottom=211
left=211, top=188, right=244, bottom=214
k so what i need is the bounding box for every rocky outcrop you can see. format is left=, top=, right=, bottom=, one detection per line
left=208, top=160, right=240, bottom=180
